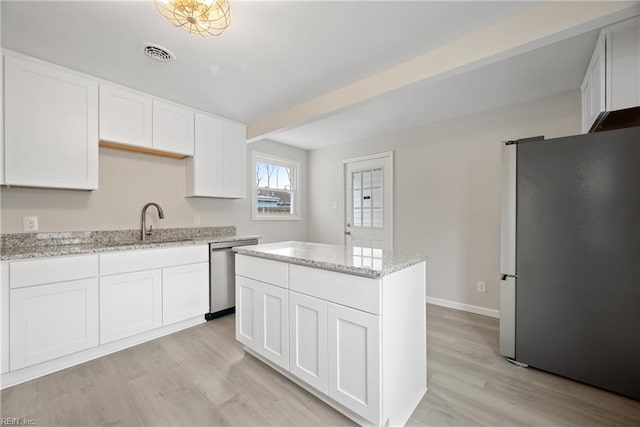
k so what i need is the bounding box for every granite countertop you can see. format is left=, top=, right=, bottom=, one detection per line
left=234, top=241, right=428, bottom=278
left=0, top=227, right=260, bottom=261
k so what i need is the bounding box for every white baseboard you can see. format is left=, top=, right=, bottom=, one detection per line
left=426, top=296, right=500, bottom=318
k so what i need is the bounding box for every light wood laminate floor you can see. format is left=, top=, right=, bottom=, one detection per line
left=2, top=304, right=639, bottom=426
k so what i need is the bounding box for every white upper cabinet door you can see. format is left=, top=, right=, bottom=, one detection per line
left=99, top=84, right=153, bottom=148
left=4, top=56, right=99, bottom=189
left=327, top=303, right=381, bottom=424
left=606, top=17, right=640, bottom=111
left=99, top=269, right=162, bottom=344
left=222, top=121, right=247, bottom=198
left=236, top=275, right=261, bottom=350
left=289, top=291, right=328, bottom=394
left=258, top=282, right=289, bottom=371
left=10, top=278, right=99, bottom=370
left=152, top=100, right=194, bottom=156
left=162, top=262, right=208, bottom=325
left=186, top=113, right=224, bottom=197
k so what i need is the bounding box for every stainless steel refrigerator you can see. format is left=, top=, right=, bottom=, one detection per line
left=499, top=126, right=640, bottom=401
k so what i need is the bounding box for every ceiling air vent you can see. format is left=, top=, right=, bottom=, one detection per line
left=141, top=43, right=175, bottom=63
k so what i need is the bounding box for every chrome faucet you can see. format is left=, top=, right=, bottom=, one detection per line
left=141, top=202, right=165, bottom=241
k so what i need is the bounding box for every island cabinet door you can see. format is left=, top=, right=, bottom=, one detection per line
left=289, top=291, right=328, bottom=394
left=257, top=283, right=289, bottom=371
left=236, top=275, right=261, bottom=350
left=327, top=303, right=381, bottom=424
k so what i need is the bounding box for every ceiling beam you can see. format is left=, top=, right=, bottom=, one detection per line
left=247, top=1, right=639, bottom=143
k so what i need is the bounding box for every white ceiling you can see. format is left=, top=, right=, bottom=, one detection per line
left=271, top=29, right=600, bottom=150
left=1, top=1, right=534, bottom=124
left=2, top=1, right=631, bottom=151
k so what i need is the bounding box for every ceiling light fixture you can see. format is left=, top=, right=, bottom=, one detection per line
left=154, top=0, right=231, bottom=37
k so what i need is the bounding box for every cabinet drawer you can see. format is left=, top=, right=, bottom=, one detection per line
left=100, top=245, right=208, bottom=275
left=289, top=265, right=381, bottom=315
left=10, top=255, right=98, bottom=289
left=236, top=254, right=288, bottom=289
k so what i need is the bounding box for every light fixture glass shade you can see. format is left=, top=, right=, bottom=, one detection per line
left=154, top=0, right=231, bottom=37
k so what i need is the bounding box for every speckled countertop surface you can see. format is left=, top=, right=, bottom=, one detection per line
left=0, top=227, right=260, bottom=261
left=234, top=241, right=428, bottom=278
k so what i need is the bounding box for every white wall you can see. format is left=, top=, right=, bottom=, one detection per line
left=0, top=139, right=308, bottom=243
left=307, top=90, right=581, bottom=313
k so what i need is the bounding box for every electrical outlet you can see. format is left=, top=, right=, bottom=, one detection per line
left=332, top=201, right=338, bottom=210
left=194, top=215, right=201, bottom=226
left=23, top=216, right=39, bottom=232
left=477, top=281, right=487, bottom=293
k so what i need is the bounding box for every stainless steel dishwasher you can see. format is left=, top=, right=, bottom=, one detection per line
left=206, top=239, right=259, bottom=320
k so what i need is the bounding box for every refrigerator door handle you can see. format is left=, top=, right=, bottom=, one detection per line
left=499, top=276, right=517, bottom=359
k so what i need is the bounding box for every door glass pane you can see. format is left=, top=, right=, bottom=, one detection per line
left=353, top=209, right=362, bottom=227
left=362, top=170, right=372, bottom=189
left=372, top=188, right=382, bottom=208
left=372, top=168, right=383, bottom=187
left=353, top=190, right=361, bottom=208
left=352, top=172, right=361, bottom=190
left=362, top=189, right=371, bottom=208
left=362, top=208, right=372, bottom=227
left=373, top=208, right=383, bottom=228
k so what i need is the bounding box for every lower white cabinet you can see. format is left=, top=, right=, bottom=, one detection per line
left=236, top=276, right=260, bottom=349
left=235, top=276, right=289, bottom=370
left=100, top=269, right=162, bottom=344
left=257, top=280, right=289, bottom=370
left=162, top=262, right=208, bottom=325
left=327, top=303, right=381, bottom=422
left=289, top=291, right=328, bottom=394
left=10, top=278, right=99, bottom=370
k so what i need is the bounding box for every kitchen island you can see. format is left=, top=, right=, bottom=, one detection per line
left=233, top=241, right=428, bottom=427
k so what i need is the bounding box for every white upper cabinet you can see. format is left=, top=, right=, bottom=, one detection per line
left=152, top=100, right=194, bottom=157
left=186, top=113, right=225, bottom=197
left=605, top=17, right=640, bottom=112
left=222, top=120, right=248, bottom=198
left=99, top=84, right=153, bottom=148
left=581, top=17, right=640, bottom=133
left=581, top=33, right=606, bottom=133
left=186, top=113, right=247, bottom=199
left=4, top=55, right=99, bottom=189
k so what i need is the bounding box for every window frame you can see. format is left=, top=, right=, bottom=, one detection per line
left=252, top=151, right=301, bottom=221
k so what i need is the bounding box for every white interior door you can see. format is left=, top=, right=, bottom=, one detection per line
left=344, top=153, right=393, bottom=250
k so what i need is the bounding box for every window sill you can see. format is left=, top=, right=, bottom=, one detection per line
left=252, top=214, right=301, bottom=221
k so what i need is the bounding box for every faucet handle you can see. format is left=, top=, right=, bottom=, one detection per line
left=146, top=225, right=153, bottom=236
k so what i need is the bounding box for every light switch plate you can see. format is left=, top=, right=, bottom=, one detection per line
left=23, top=216, right=39, bottom=232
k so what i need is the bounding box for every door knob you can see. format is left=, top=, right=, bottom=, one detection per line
left=345, top=231, right=351, bottom=235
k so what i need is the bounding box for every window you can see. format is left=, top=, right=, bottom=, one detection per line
left=253, top=152, right=300, bottom=220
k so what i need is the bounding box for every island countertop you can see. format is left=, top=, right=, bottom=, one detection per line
left=233, top=240, right=428, bottom=278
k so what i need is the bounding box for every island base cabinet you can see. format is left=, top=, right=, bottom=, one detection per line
left=10, top=278, right=99, bottom=371
left=162, top=263, right=209, bottom=325
left=327, top=303, right=381, bottom=424
left=235, top=276, right=289, bottom=371
left=289, top=291, right=328, bottom=394
left=99, top=270, right=162, bottom=344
